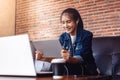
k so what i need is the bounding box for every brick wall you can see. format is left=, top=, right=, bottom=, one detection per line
left=16, top=0, right=120, bottom=41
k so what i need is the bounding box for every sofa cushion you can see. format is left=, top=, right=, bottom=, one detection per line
left=92, top=37, right=113, bottom=55
left=94, top=54, right=112, bottom=75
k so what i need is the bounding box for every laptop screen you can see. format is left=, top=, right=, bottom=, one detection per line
left=0, top=34, right=36, bottom=76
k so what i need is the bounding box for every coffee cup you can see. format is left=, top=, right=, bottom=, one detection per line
left=51, top=58, right=65, bottom=79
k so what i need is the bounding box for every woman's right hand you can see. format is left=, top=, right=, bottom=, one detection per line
left=35, top=50, right=43, bottom=60
left=61, top=49, right=70, bottom=61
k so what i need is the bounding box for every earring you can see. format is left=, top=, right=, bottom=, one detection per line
left=76, top=21, right=79, bottom=24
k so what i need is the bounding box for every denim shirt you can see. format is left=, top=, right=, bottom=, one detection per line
left=59, top=29, right=97, bottom=73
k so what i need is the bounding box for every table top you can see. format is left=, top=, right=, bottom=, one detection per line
left=0, top=75, right=113, bottom=80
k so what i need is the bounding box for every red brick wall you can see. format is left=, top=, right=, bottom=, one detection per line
left=16, top=0, right=120, bottom=41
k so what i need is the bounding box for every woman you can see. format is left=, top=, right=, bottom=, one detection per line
left=59, top=8, right=98, bottom=75
left=36, top=8, right=98, bottom=75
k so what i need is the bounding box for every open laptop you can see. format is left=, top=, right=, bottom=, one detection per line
left=0, top=34, right=53, bottom=77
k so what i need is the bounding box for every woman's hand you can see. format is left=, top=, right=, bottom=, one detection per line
left=61, top=49, right=70, bottom=61
left=35, top=50, right=43, bottom=60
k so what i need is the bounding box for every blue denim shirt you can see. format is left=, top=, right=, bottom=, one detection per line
left=59, top=29, right=97, bottom=74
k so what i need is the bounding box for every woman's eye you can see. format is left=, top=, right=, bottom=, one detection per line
left=61, top=20, right=71, bottom=24
left=67, top=20, right=71, bottom=23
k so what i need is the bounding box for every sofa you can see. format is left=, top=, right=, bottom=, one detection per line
left=31, top=36, right=120, bottom=76
left=92, top=36, right=120, bottom=75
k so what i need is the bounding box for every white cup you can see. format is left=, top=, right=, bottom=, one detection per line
left=51, top=58, right=65, bottom=79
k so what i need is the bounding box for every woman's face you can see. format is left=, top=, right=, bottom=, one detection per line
left=61, top=13, right=78, bottom=35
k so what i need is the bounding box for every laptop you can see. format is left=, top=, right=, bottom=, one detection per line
left=0, top=34, right=53, bottom=77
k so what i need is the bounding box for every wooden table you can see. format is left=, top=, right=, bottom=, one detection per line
left=0, top=75, right=113, bottom=80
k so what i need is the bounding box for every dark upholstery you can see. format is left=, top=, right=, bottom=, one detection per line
left=92, top=36, right=120, bottom=75
left=31, top=36, right=120, bottom=76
